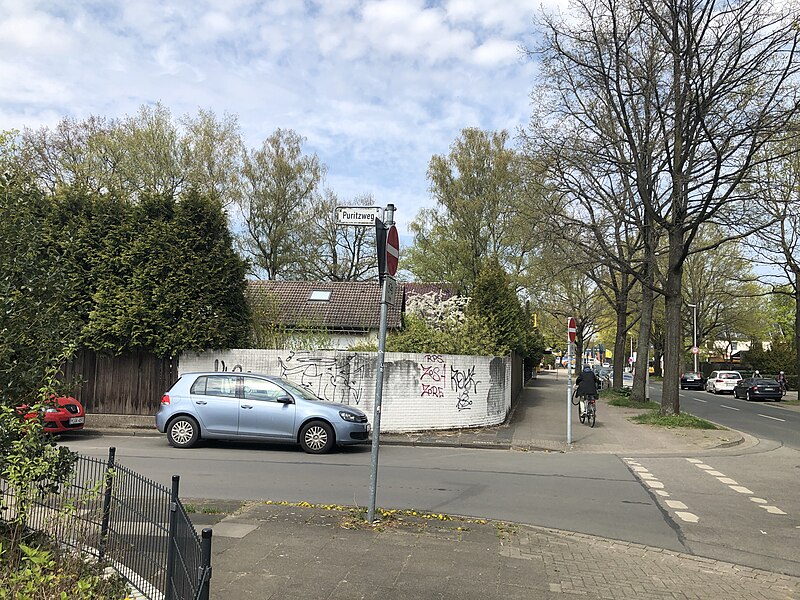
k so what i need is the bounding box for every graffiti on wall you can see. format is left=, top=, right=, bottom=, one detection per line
left=419, top=354, right=445, bottom=398
left=451, top=365, right=480, bottom=411
left=278, top=350, right=367, bottom=406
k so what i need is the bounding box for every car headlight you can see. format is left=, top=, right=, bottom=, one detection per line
left=339, top=411, right=359, bottom=422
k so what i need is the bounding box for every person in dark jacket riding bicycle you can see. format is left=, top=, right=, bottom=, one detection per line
left=575, top=364, right=599, bottom=416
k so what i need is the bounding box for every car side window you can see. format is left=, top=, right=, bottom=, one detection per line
left=193, top=375, right=238, bottom=398
left=242, top=377, right=286, bottom=402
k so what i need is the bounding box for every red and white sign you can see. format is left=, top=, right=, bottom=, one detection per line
left=567, top=317, right=576, bottom=343
left=386, top=225, right=399, bottom=276
left=691, top=346, right=699, bottom=355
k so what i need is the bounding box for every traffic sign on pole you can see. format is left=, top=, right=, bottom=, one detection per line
left=336, top=206, right=382, bottom=225
left=385, top=225, right=399, bottom=276
left=691, top=346, right=699, bottom=355
left=567, top=317, right=577, bottom=343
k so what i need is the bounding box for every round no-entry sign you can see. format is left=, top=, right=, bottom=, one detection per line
left=567, top=317, right=576, bottom=343
left=691, top=346, right=699, bottom=354
left=386, top=225, right=399, bottom=276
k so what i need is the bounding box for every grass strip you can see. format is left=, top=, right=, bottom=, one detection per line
left=630, top=411, right=720, bottom=429
left=601, top=388, right=660, bottom=410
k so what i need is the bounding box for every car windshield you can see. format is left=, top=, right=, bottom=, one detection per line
left=683, top=373, right=701, bottom=377
left=277, top=379, right=322, bottom=402
left=753, top=379, right=776, bottom=385
left=719, top=373, right=740, bottom=379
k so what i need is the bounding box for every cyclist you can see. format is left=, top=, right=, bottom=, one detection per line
left=575, top=364, right=599, bottom=417
left=775, top=371, right=788, bottom=395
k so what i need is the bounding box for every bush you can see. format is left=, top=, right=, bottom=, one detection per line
left=0, top=530, right=130, bottom=600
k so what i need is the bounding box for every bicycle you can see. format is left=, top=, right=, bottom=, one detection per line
left=572, top=392, right=597, bottom=427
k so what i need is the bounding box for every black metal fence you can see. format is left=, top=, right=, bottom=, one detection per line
left=0, top=448, right=211, bottom=600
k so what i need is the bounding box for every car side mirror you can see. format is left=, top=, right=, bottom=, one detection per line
left=276, top=395, right=294, bottom=404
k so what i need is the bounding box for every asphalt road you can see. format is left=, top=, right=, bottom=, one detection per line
left=649, top=384, right=800, bottom=449
left=64, top=436, right=685, bottom=551
left=63, top=431, right=800, bottom=577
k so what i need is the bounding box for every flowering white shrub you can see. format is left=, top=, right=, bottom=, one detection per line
left=405, top=291, right=470, bottom=330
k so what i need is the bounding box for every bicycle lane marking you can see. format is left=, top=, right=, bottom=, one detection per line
left=685, top=458, right=788, bottom=516
left=623, top=458, right=699, bottom=523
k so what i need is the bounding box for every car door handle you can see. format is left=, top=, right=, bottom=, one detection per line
left=241, top=405, right=253, bottom=409
left=195, top=401, right=208, bottom=405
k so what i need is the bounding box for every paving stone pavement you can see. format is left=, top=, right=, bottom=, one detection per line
left=206, top=503, right=800, bottom=600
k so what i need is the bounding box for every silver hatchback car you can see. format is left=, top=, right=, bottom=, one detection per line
left=155, top=372, right=370, bottom=453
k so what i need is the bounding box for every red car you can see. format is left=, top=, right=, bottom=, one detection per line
left=36, top=396, right=86, bottom=433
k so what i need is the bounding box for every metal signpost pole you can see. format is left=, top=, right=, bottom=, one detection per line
left=567, top=317, right=576, bottom=444
left=688, top=303, right=698, bottom=372
left=367, top=204, right=395, bottom=523
left=567, top=340, right=572, bottom=444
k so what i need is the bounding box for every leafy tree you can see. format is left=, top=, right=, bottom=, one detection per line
left=407, top=128, right=548, bottom=293
left=529, top=0, right=800, bottom=414
left=81, top=191, right=249, bottom=356
left=18, top=104, right=244, bottom=206
left=469, top=261, right=540, bottom=357
left=238, top=128, right=324, bottom=279
left=0, top=169, right=78, bottom=402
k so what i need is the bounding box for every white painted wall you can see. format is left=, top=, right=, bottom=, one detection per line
left=179, top=349, right=511, bottom=433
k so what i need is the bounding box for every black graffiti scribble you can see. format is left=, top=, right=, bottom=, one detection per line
left=278, top=350, right=366, bottom=405
left=213, top=360, right=243, bottom=372
left=451, top=365, right=481, bottom=411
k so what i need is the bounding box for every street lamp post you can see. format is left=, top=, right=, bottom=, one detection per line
left=687, top=303, right=698, bottom=372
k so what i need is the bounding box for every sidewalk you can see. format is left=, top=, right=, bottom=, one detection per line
left=87, top=374, right=800, bottom=599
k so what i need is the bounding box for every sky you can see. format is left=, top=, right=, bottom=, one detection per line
left=0, top=0, right=567, bottom=240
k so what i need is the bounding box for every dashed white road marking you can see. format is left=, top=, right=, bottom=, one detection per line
left=645, top=480, right=665, bottom=489
left=758, top=413, right=786, bottom=422
left=694, top=398, right=708, bottom=403
left=675, top=512, right=699, bottom=523
left=687, top=459, right=787, bottom=516
left=761, top=506, right=787, bottom=515
left=655, top=490, right=670, bottom=497
left=639, top=473, right=657, bottom=480
left=719, top=405, right=740, bottom=411
left=666, top=500, right=688, bottom=510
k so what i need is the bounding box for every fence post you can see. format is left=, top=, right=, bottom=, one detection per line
left=98, top=447, right=116, bottom=561
left=197, top=528, right=213, bottom=600
left=165, top=475, right=180, bottom=600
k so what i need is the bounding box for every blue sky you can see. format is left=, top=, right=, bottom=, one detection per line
left=0, top=0, right=561, bottom=239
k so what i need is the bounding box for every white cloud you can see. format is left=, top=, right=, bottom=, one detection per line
left=0, top=0, right=543, bottom=236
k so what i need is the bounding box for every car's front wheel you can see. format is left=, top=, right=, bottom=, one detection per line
left=167, top=416, right=200, bottom=448
left=300, top=420, right=335, bottom=454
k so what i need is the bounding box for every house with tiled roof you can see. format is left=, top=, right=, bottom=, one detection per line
left=247, top=280, right=454, bottom=349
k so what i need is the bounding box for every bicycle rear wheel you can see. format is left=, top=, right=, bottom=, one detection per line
left=578, top=403, right=585, bottom=423
left=589, top=406, right=596, bottom=427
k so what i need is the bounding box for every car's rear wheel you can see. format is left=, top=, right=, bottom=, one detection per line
left=300, top=420, right=335, bottom=454
left=167, top=416, right=200, bottom=448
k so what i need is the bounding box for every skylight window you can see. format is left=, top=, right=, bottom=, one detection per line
left=309, top=290, right=331, bottom=301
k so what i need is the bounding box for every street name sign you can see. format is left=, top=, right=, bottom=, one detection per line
left=336, top=206, right=382, bottom=226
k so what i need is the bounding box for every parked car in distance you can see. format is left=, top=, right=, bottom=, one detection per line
left=733, top=378, right=783, bottom=401
left=680, top=372, right=705, bottom=390
left=705, top=370, right=742, bottom=394
left=155, top=372, right=370, bottom=453
left=20, top=396, right=86, bottom=433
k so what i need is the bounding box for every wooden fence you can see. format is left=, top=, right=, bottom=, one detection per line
left=61, top=349, right=177, bottom=415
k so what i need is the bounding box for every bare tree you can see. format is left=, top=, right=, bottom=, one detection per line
left=303, top=190, right=378, bottom=281
left=528, top=0, right=800, bottom=414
